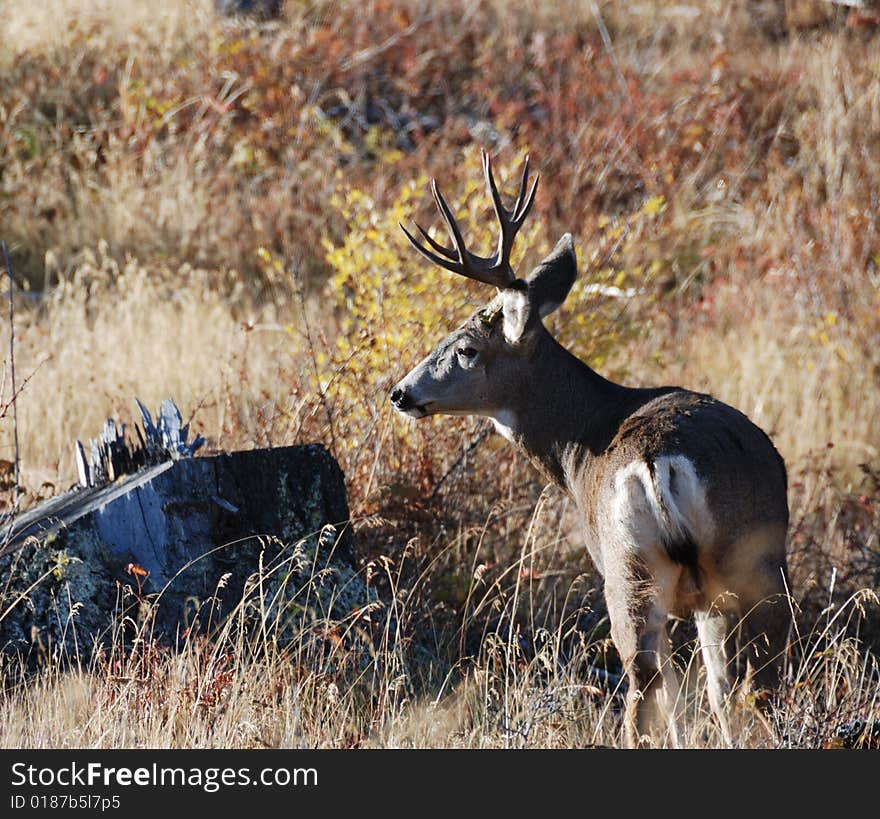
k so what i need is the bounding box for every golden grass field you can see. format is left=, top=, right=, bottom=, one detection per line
left=0, top=0, right=879, bottom=748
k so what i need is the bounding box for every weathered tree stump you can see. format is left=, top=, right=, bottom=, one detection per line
left=0, top=403, right=364, bottom=664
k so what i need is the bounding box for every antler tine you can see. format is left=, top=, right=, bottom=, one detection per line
left=511, top=155, right=530, bottom=216
left=482, top=150, right=505, bottom=218
left=399, top=222, right=462, bottom=273
left=415, top=223, right=458, bottom=260
left=482, top=152, right=510, bottom=272
left=513, top=156, right=539, bottom=223
left=482, top=150, right=540, bottom=273
left=431, top=178, right=470, bottom=265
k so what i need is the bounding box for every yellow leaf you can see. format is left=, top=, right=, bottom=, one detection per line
left=643, top=195, right=666, bottom=217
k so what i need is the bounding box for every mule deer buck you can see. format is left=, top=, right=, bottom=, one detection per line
left=390, top=152, right=791, bottom=747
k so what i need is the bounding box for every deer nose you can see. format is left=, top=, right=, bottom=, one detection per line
left=390, top=387, right=411, bottom=409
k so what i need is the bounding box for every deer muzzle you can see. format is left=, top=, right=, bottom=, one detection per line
left=389, top=386, right=428, bottom=418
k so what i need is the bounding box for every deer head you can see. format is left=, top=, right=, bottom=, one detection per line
left=390, top=151, right=578, bottom=422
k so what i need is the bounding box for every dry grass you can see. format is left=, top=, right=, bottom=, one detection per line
left=9, top=244, right=305, bottom=492
left=1, top=538, right=877, bottom=749
left=1, top=0, right=879, bottom=748
left=1, top=0, right=211, bottom=63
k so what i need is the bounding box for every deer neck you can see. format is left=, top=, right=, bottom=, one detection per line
left=491, top=332, right=639, bottom=491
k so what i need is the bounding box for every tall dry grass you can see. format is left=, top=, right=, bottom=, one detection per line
left=1, top=529, right=877, bottom=748
left=1, top=0, right=212, bottom=63
left=8, top=242, right=308, bottom=492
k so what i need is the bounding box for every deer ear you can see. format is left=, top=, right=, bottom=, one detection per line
left=526, top=233, right=577, bottom=318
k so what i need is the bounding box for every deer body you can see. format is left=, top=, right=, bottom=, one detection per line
left=391, top=154, right=790, bottom=747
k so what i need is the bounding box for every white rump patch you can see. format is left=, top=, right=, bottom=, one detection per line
left=611, top=455, right=714, bottom=551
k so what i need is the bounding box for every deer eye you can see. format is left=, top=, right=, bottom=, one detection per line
left=457, top=346, right=478, bottom=360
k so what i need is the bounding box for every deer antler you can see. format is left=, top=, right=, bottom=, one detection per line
left=400, top=150, right=539, bottom=289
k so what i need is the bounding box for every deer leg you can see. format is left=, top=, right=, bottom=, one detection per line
left=716, top=528, right=791, bottom=701
left=605, top=558, right=682, bottom=748
left=695, top=610, right=733, bottom=746
left=655, top=605, right=683, bottom=748
left=738, top=566, right=791, bottom=698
